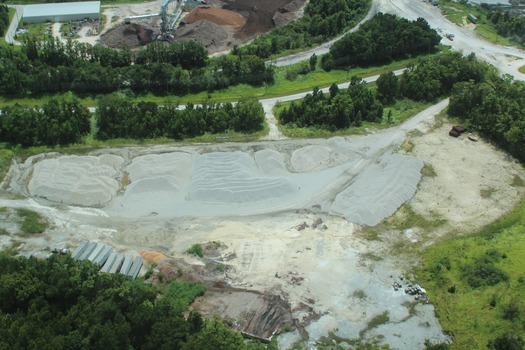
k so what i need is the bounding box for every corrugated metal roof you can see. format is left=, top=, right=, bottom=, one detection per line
left=120, top=254, right=134, bottom=275
left=78, top=242, right=97, bottom=261
left=100, top=252, right=117, bottom=273
left=127, top=256, right=143, bottom=280
left=24, top=1, right=100, bottom=18
left=72, top=240, right=89, bottom=260
left=109, top=255, right=124, bottom=274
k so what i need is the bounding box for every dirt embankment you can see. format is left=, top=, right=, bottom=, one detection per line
left=142, top=245, right=294, bottom=340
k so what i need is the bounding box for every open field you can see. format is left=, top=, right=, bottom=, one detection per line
left=418, top=200, right=525, bottom=349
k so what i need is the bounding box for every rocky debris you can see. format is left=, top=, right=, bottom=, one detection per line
left=272, top=0, right=306, bottom=27
left=101, top=23, right=155, bottom=49
left=391, top=275, right=430, bottom=303
left=296, top=221, right=309, bottom=231
left=312, top=217, right=322, bottom=229
left=173, top=20, right=228, bottom=50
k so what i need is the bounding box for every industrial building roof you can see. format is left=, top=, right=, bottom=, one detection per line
left=24, top=1, right=101, bottom=18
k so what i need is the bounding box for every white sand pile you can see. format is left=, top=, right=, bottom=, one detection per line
left=25, top=134, right=426, bottom=224
left=331, top=153, right=423, bottom=226
left=122, top=152, right=193, bottom=202
left=254, top=149, right=288, bottom=175
left=28, top=155, right=124, bottom=206
left=291, top=145, right=333, bottom=172
left=188, top=151, right=298, bottom=203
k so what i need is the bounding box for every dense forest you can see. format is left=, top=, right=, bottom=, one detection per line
left=0, top=252, right=275, bottom=350
left=0, top=38, right=272, bottom=96
left=487, top=10, right=525, bottom=45
left=0, top=5, right=8, bottom=37
left=235, top=0, right=370, bottom=59
left=324, top=13, right=441, bottom=69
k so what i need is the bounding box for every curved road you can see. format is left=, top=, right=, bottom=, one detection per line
left=5, top=5, right=24, bottom=45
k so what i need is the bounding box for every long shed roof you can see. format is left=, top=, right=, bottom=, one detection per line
left=24, top=1, right=101, bottom=18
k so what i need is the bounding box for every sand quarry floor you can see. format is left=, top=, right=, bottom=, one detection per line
left=1, top=102, right=524, bottom=348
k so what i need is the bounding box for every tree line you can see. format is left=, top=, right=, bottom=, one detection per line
left=0, top=252, right=276, bottom=350
left=323, top=13, right=442, bottom=70
left=235, top=0, right=370, bottom=59
left=0, top=38, right=273, bottom=97
left=279, top=78, right=383, bottom=130
left=0, top=5, right=8, bottom=37
left=487, top=10, right=525, bottom=46
left=0, top=93, right=91, bottom=147
left=279, top=52, right=490, bottom=131
left=0, top=94, right=266, bottom=147
left=96, top=94, right=265, bottom=140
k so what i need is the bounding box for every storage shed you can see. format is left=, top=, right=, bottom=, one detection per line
left=23, top=1, right=100, bottom=24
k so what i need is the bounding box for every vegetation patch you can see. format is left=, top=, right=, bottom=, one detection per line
left=421, top=163, right=437, bottom=177
left=0, top=149, right=13, bottom=182
left=511, top=175, right=524, bottom=187
left=359, top=311, right=390, bottom=338
left=352, top=289, right=367, bottom=300
left=418, top=200, right=525, bottom=349
left=16, top=208, right=48, bottom=235
left=385, top=204, right=445, bottom=232
left=187, top=243, right=204, bottom=258
left=480, top=187, right=497, bottom=199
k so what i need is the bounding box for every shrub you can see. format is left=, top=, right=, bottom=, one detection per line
left=187, top=244, right=203, bottom=258
left=501, top=299, right=523, bottom=321
left=488, top=333, right=524, bottom=350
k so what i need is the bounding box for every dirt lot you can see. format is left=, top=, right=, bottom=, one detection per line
left=95, top=0, right=306, bottom=52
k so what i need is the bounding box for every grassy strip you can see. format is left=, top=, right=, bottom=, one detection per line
left=417, top=199, right=525, bottom=350
left=0, top=149, right=13, bottom=182
left=0, top=8, right=16, bottom=45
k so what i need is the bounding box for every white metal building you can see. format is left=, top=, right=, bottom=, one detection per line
left=23, top=1, right=100, bottom=24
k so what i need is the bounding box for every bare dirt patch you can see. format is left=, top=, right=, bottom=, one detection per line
left=184, top=6, right=245, bottom=27
left=101, top=22, right=156, bottom=48
left=407, top=121, right=525, bottom=237
left=174, top=0, right=306, bottom=52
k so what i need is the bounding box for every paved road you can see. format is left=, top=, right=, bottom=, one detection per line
left=269, top=0, right=380, bottom=67
left=5, top=5, right=24, bottom=45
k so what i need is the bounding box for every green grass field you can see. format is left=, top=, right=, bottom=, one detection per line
left=417, top=200, right=525, bottom=349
